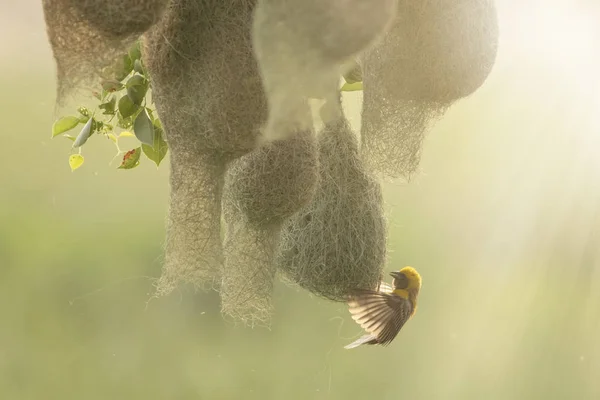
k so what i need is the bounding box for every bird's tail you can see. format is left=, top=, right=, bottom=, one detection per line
left=344, top=334, right=378, bottom=349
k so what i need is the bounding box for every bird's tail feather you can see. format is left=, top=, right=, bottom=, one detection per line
left=344, top=334, right=377, bottom=349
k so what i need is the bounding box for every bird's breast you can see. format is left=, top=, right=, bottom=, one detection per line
left=392, top=288, right=418, bottom=316
left=392, top=288, right=409, bottom=299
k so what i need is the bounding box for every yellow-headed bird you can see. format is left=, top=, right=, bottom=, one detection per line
left=344, top=267, right=422, bottom=349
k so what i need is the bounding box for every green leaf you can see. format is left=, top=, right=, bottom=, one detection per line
left=101, top=79, right=124, bottom=92
left=114, top=54, right=134, bottom=81
left=133, top=59, right=144, bottom=75
left=125, top=75, right=148, bottom=105
left=126, top=74, right=146, bottom=87
left=128, top=41, right=142, bottom=62
left=68, top=154, right=84, bottom=171
left=99, top=96, right=117, bottom=115
left=340, top=81, right=363, bottom=92
left=127, top=85, right=147, bottom=105
left=118, top=95, right=139, bottom=118
left=72, top=117, right=94, bottom=148
left=146, top=108, right=156, bottom=122
left=52, top=116, right=80, bottom=137
left=343, top=61, right=363, bottom=84
left=63, top=134, right=76, bottom=142
left=118, top=147, right=141, bottom=169
left=141, top=123, right=168, bottom=167
left=133, top=108, right=155, bottom=146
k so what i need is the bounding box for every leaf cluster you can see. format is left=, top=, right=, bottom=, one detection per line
left=51, top=41, right=167, bottom=171
left=50, top=41, right=362, bottom=172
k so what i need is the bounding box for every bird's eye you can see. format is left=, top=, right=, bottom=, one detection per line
left=395, top=273, right=409, bottom=289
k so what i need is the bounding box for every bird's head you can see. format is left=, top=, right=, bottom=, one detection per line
left=390, top=266, right=422, bottom=292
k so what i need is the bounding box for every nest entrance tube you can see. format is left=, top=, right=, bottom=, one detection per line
left=156, top=154, right=227, bottom=295
left=143, top=0, right=268, bottom=295
left=360, top=0, right=499, bottom=179
left=222, top=122, right=319, bottom=326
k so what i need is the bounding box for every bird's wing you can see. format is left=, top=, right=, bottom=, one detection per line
left=347, top=289, right=413, bottom=346
left=377, top=281, right=394, bottom=294
left=344, top=334, right=377, bottom=349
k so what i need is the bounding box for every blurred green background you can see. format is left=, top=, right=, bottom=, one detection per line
left=1, top=1, right=600, bottom=399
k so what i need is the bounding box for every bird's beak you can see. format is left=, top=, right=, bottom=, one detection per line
left=389, top=271, right=403, bottom=280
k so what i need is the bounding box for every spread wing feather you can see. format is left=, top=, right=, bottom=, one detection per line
left=347, top=289, right=412, bottom=346
left=377, top=282, right=394, bottom=294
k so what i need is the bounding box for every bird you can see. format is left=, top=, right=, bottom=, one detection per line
left=344, top=266, right=422, bottom=349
